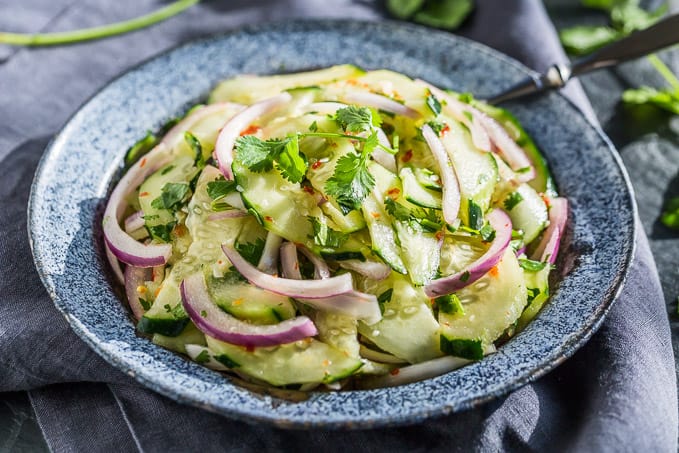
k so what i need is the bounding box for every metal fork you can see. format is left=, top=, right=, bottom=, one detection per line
left=486, top=14, right=679, bottom=105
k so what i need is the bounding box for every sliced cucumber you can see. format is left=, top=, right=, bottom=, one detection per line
left=516, top=263, right=551, bottom=332
left=167, top=104, right=244, bottom=157
left=314, top=311, right=360, bottom=359
left=414, top=167, right=442, bottom=191
left=393, top=221, right=441, bottom=286
left=206, top=273, right=296, bottom=325
left=500, top=184, right=548, bottom=244
left=400, top=167, right=442, bottom=209
left=205, top=336, right=363, bottom=386
left=358, top=274, right=442, bottom=363
left=209, top=64, right=365, bottom=104
left=152, top=322, right=206, bottom=354
left=439, top=248, right=527, bottom=356
left=439, top=118, right=498, bottom=226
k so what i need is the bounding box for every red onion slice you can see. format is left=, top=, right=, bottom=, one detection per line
left=222, top=244, right=353, bottom=299
left=124, top=210, right=145, bottom=233
left=181, top=273, right=317, bottom=347
left=161, top=102, right=244, bottom=147
left=279, top=242, right=382, bottom=324
left=372, top=128, right=397, bottom=172
left=417, top=80, right=492, bottom=152
left=124, top=265, right=151, bottom=320
left=257, top=232, right=283, bottom=275
left=343, top=92, right=420, bottom=119
left=206, top=210, right=248, bottom=222
left=338, top=259, right=391, bottom=281
left=532, top=197, right=568, bottom=264
left=214, top=92, right=292, bottom=179
left=103, top=144, right=173, bottom=267
left=298, top=246, right=330, bottom=280
left=422, top=124, right=461, bottom=225
left=424, top=209, right=512, bottom=297
left=104, top=243, right=125, bottom=284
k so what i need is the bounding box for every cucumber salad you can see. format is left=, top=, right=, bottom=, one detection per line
left=103, top=65, right=568, bottom=390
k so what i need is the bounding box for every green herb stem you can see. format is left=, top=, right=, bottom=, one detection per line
left=0, top=0, right=199, bottom=47
left=647, top=53, right=679, bottom=93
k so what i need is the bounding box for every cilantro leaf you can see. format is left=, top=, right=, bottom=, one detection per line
left=275, top=134, right=308, bottom=183
left=425, top=120, right=447, bottom=136
left=334, top=106, right=373, bottom=133
left=377, top=289, right=393, bottom=315
left=479, top=222, right=496, bottom=243
left=383, top=197, right=412, bottom=222
left=518, top=258, right=547, bottom=272
left=234, top=135, right=282, bottom=172
left=386, top=0, right=424, bottom=19
left=308, top=217, right=349, bottom=248
left=435, top=294, right=464, bottom=315
left=325, top=132, right=378, bottom=214
left=526, top=287, right=541, bottom=307
left=235, top=238, right=266, bottom=266
left=195, top=350, right=210, bottom=364
left=207, top=177, right=238, bottom=201
left=146, top=222, right=175, bottom=243
left=163, top=303, right=186, bottom=319
left=467, top=199, right=484, bottom=230
left=426, top=92, right=442, bottom=116
left=139, top=298, right=151, bottom=311
left=150, top=182, right=190, bottom=211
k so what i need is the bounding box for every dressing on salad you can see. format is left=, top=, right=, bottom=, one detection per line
left=103, top=65, right=568, bottom=390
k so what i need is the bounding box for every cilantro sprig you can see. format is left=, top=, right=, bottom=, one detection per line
left=384, top=197, right=443, bottom=232
left=308, top=217, right=349, bottom=248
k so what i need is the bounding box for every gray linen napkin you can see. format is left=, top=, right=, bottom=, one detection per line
left=0, top=0, right=676, bottom=451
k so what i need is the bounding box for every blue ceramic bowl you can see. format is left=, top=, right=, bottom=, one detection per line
left=28, top=20, right=635, bottom=428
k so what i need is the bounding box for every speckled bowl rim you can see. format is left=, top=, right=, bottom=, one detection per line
left=28, top=19, right=636, bottom=429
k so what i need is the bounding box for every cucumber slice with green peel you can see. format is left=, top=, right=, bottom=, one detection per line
left=439, top=233, right=489, bottom=277
left=206, top=273, right=296, bottom=325
left=205, top=336, right=363, bottom=386
left=393, top=221, right=441, bottom=286
left=516, top=264, right=551, bottom=332
left=314, top=311, right=360, bottom=359
left=358, top=274, right=442, bottom=363
left=350, top=69, right=431, bottom=116
left=400, top=167, right=442, bottom=209
left=501, top=184, right=548, bottom=244
left=138, top=156, right=198, bottom=234
left=414, top=167, right=442, bottom=191
left=152, top=322, right=206, bottom=354
left=209, top=64, right=365, bottom=104
left=439, top=118, right=498, bottom=227
left=472, top=101, right=557, bottom=196
left=320, top=200, right=367, bottom=233
left=439, top=248, right=528, bottom=356
left=362, top=192, right=407, bottom=274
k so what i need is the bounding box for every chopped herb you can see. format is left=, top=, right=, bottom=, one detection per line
left=392, top=133, right=400, bottom=153
left=426, top=92, right=442, bottom=116
left=146, top=222, right=175, bottom=243
left=459, top=271, right=471, bottom=282
left=163, top=303, right=185, bottom=319
left=479, top=222, right=496, bottom=242
left=516, top=166, right=531, bottom=174
left=462, top=110, right=473, bottom=122
left=440, top=335, right=483, bottom=360
left=200, top=310, right=207, bottom=318
left=518, top=258, right=547, bottom=272
left=235, top=238, right=266, bottom=266
left=503, top=191, right=524, bottom=211
left=384, top=198, right=442, bottom=232
left=275, top=134, right=307, bottom=183
left=377, top=288, right=393, bottom=315
left=309, top=120, right=318, bottom=132
left=425, top=120, right=447, bottom=136
left=139, top=298, right=151, bottom=311
left=510, top=239, right=524, bottom=253
left=467, top=199, right=483, bottom=230
left=194, top=350, right=210, bottom=364
left=410, top=0, right=474, bottom=31
left=526, top=287, right=541, bottom=307
left=207, top=177, right=238, bottom=202
left=325, top=132, right=377, bottom=213
left=334, top=105, right=373, bottom=133
left=142, top=214, right=159, bottom=221
left=458, top=92, right=474, bottom=104
left=308, top=217, right=349, bottom=248
left=435, top=294, right=464, bottom=315
left=150, top=182, right=190, bottom=211
left=184, top=132, right=205, bottom=168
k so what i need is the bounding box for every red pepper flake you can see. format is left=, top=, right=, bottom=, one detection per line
left=246, top=345, right=255, bottom=352
left=489, top=265, right=499, bottom=277
left=390, top=368, right=400, bottom=376
left=233, top=298, right=243, bottom=306
left=140, top=157, right=147, bottom=168
left=371, top=212, right=381, bottom=219
left=174, top=224, right=187, bottom=237
left=239, top=124, right=261, bottom=136
left=441, top=124, right=450, bottom=136
left=264, top=215, right=273, bottom=222
left=139, top=191, right=150, bottom=197
left=154, top=286, right=162, bottom=297
left=311, top=160, right=323, bottom=170
left=401, top=149, right=413, bottom=163
left=387, top=187, right=401, bottom=199
left=302, top=185, right=315, bottom=195
left=540, top=193, right=551, bottom=208
left=435, top=231, right=444, bottom=241
left=322, top=359, right=331, bottom=367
